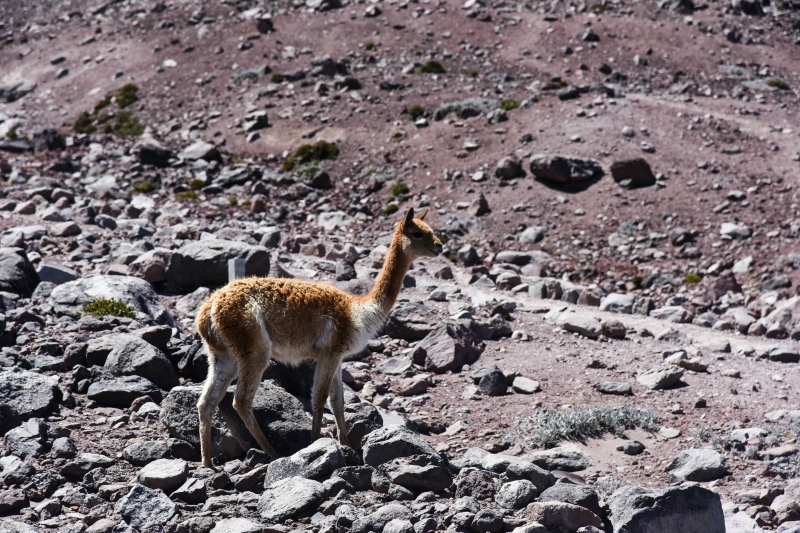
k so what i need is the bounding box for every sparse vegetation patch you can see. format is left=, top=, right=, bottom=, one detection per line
left=282, top=140, right=340, bottom=172
left=419, top=60, right=445, bottom=74
left=82, top=298, right=135, bottom=319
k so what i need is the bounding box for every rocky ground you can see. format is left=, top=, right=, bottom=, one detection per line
left=2, top=0, right=800, bottom=531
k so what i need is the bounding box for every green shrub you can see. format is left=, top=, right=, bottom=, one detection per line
left=632, top=275, right=643, bottom=287
left=116, top=83, right=140, bottom=108
left=282, top=140, right=340, bottom=172
left=189, top=179, right=206, bottom=190
left=103, top=124, right=113, bottom=134
left=230, top=198, right=239, bottom=207
left=241, top=200, right=252, bottom=207
left=685, top=273, right=703, bottom=284
left=391, top=182, right=410, bottom=196
left=499, top=98, right=520, bottom=111
left=365, top=42, right=376, bottom=51
left=132, top=181, right=154, bottom=193
left=418, top=60, right=445, bottom=74
left=767, top=79, right=790, bottom=91
left=545, top=80, right=568, bottom=90
left=176, top=191, right=199, bottom=200
left=82, top=298, right=135, bottom=319
left=448, top=254, right=458, bottom=263
left=270, top=73, right=285, bottom=84
left=74, top=112, right=97, bottom=134
left=6, top=130, right=17, bottom=140
left=94, top=96, right=112, bottom=112
left=408, top=105, right=425, bottom=120
left=591, top=3, right=606, bottom=11
left=96, top=112, right=111, bottom=124
left=383, top=203, right=399, bottom=214
left=113, top=111, right=143, bottom=137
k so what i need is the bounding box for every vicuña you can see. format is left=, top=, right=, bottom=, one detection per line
left=195, top=207, right=442, bottom=467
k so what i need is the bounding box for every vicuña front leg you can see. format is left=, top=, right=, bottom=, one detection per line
left=311, top=356, right=339, bottom=441
left=329, top=362, right=349, bottom=447
left=233, top=352, right=281, bottom=460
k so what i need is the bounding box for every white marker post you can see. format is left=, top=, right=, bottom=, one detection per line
left=228, top=258, right=246, bottom=282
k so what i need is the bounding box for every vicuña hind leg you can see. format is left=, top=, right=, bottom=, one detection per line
left=198, top=348, right=237, bottom=469
left=328, top=361, right=349, bottom=447
left=311, top=355, right=340, bottom=441
left=233, top=350, right=280, bottom=460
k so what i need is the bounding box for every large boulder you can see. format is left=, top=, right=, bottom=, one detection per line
left=167, top=239, right=270, bottom=292
left=114, top=484, right=177, bottom=533
left=87, top=376, right=163, bottom=408
left=537, top=484, right=602, bottom=518
left=160, top=382, right=311, bottom=461
left=525, top=445, right=593, bottom=472
left=49, top=275, right=175, bottom=327
left=104, top=334, right=179, bottom=391
left=263, top=438, right=346, bottom=487
left=665, top=448, right=728, bottom=482
left=385, top=302, right=437, bottom=341
left=138, top=459, right=188, bottom=492
left=362, top=425, right=438, bottom=467
left=0, top=368, right=61, bottom=420
left=607, top=484, right=725, bottom=533
left=258, top=476, right=324, bottom=522
left=529, top=155, right=603, bottom=184
left=0, top=248, right=39, bottom=297
left=609, top=158, right=656, bottom=188
left=411, top=322, right=484, bottom=373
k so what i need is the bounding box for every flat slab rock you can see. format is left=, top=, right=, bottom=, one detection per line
left=636, top=365, right=683, bottom=390
left=258, top=476, right=324, bottom=522
left=0, top=368, right=61, bottom=420
left=607, top=484, right=725, bottom=533
left=665, top=448, right=728, bottom=482
left=526, top=501, right=603, bottom=533
left=524, top=445, right=593, bottom=472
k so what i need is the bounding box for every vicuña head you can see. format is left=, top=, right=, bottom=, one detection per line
left=195, top=207, right=441, bottom=467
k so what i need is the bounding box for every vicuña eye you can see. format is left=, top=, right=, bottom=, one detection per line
left=412, top=232, right=422, bottom=238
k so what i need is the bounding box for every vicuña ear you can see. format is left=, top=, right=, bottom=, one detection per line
left=403, top=207, right=415, bottom=227
left=417, top=208, right=429, bottom=221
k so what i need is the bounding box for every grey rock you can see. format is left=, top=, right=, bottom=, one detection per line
left=174, top=287, right=211, bottom=318
left=380, top=454, right=453, bottom=493
left=258, top=476, right=324, bottom=522
left=87, top=376, right=163, bottom=408
left=352, top=503, right=412, bottom=533
left=264, top=438, right=346, bottom=487
left=384, top=518, right=415, bottom=533
left=529, top=155, right=603, bottom=184
left=455, top=468, right=500, bottom=500
left=50, top=437, right=77, bottom=459
left=411, top=322, right=484, bottom=373
left=384, top=302, right=437, bottom=341
left=178, top=140, right=220, bottom=161
left=610, top=158, right=656, bottom=188
left=606, top=484, right=724, bottom=533
left=5, top=419, right=48, bottom=459
left=526, top=446, right=593, bottom=472
left=768, top=344, right=800, bottom=363
left=538, top=484, right=602, bottom=518
left=577, top=288, right=604, bottom=307
left=0, top=368, right=61, bottom=420
left=114, top=484, right=177, bottom=533
left=0, top=248, right=39, bottom=297
left=210, top=518, right=263, bottom=533
left=600, top=294, right=635, bottom=314
left=636, top=365, right=683, bottom=390
left=104, top=334, right=179, bottom=390
left=36, top=262, right=78, bottom=285
left=167, top=239, right=270, bottom=292
left=473, top=314, right=512, bottom=340
left=495, top=155, right=525, bottom=180
left=363, top=425, right=438, bottom=467
left=61, top=453, right=115, bottom=478
left=472, top=509, right=505, bottom=533
left=557, top=313, right=602, bottom=339
left=651, top=306, right=693, bottom=323
left=595, top=382, right=633, bottom=395
left=495, top=480, right=537, bottom=509
left=526, top=501, right=603, bottom=533
left=478, top=366, right=507, bottom=396
left=123, top=441, right=168, bottom=466
left=344, top=401, right=383, bottom=447
left=333, top=465, right=375, bottom=491
left=433, top=98, right=499, bottom=121
left=49, top=275, right=176, bottom=327
left=138, top=458, right=188, bottom=492
left=519, top=226, right=546, bottom=245
left=665, top=448, right=728, bottom=482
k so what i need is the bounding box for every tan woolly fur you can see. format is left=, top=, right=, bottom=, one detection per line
left=195, top=207, right=443, bottom=467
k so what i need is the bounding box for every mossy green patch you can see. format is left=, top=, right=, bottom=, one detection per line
left=82, top=298, right=135, bottom=319
left=383, top=203, right=399, bottom=214
left=176, top=191, right=199, bottom=200
left=113, top=111, right=143, bottom=137
left=282, top=140, right=340, bottom=172
left=132, top=181, right=154, bottom=193
left=408, top=105, right=425, bottom=120
left=74, top=112, right=97, bottom=134
left=499, top=98, right=520, bottom=111
left=270, top=73, right=285, bottom=84
left=685, top=273, right=703, bottom=284
left=767, top=79, right=790, bottom=91
left=418, top=60, right=445, bottom=74
left=391, top=182, right=410, bottom=196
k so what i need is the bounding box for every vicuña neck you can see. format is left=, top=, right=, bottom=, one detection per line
left=368, top=236, right=412, bottom=312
